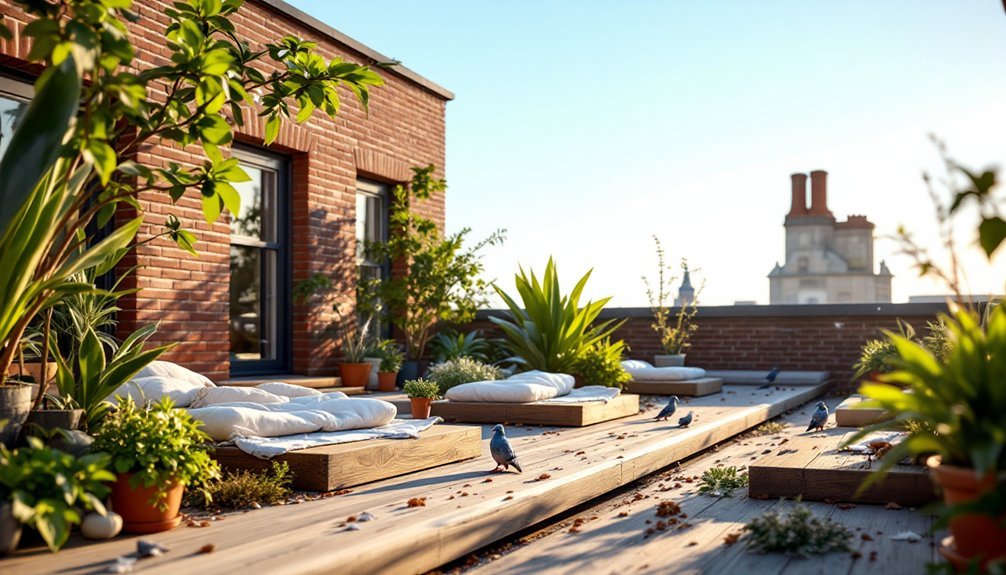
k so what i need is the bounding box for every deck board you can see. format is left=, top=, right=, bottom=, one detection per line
left=625, top=377, right=723, bottom=397
left=835, top=394, right=891, bottom=427
left=431, top=394, right=640, bottom=426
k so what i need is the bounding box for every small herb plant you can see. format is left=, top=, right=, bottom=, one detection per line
left=93, top=397, right=221, bottom=509
left=743, top=502, right=852, bottom=556
left=426, top=357, right=501, bottom=395
left=403, top=378, right=440, bottom=399
left=572, top=338, right=632, bottom=389
left=642, top=237, right=701, bottom=355
left=377, top=341, right=405, bottom=373
left=0, top=437, right=115, bottom=551
left=697, top=466, right=749, bottom=497
left=193, top=461, right=293, bottom=510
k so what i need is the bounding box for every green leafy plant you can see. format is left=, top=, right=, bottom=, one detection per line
left=743, top=502, right=853, bottom=556
left=193, top=461, right=293, bottom=510
left=426, top=357, right=501, bottom=395
left=92, top=397, right=220, bottom=509
left=429, top=329, right=494, bottom=363
left=491, top=258, right=623, bottom=373
left=376, top=341, right=405, bottom=373
left=0, top=0, right=383, bottom=386
left=572, top=338, right=631, bottom=389
left=0, top=437, right=114, bottom=552
left=642, top=238, right=701, bottom=355
left=697, top=466, right=749, bottom=497
left=403, top=378, right=440, bottom=399
left=361, top=166, right=505, bottom=359
left=340, top=315, right=373, bottom=364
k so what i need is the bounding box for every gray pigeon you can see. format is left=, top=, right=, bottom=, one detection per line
left=758, top=367, right=781, bottom=389
left=806, top=401, right=829, bottom=432
left=655, top=396, right=679, bottom=421
left=678, top=411, right=694, bottom=428
left=490, top=424, right=522, bottom=473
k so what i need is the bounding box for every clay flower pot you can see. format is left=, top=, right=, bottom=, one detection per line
left=928, top=459, right=1006, bottom=568
left=339, top=363, right=372, bottom=388
left=410, top=397, right=433, bottom=419
left=377, top=371, right=398, bottom=392
left=110, top=473, right=184, bottom=534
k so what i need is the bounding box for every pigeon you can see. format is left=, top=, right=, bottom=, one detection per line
left=654, top=396, right=679, bottom=421
left=678, top=411, right=694, bottom=428
left=490, top=424, right=522, bottom=473
left=806, top=401, right=829, bottom=432
left=758, top=367, right=781, bottom=389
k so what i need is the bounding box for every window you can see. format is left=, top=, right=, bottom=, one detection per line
left=229, top=147, right=290, bottom=374
left=797, top=257, right=809, bottom=274
left=356, top=179, right=391, bottom=333
left=0, top=75, right=33, bottom=161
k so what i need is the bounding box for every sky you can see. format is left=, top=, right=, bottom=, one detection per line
left=290, top=0, right=1006, bottom=306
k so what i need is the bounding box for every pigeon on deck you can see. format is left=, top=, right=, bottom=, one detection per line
left=757, top=367, right=781, bottom=389
left=490, top=424, right=523, bottom=473
left=806, top=401, right=829, bottom=432
left=678, top=411, right=694, bottom=428
left=655, top=396, right=680, bottom=421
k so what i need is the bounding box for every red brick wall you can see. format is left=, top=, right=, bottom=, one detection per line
left=0, top=0, right=448, bottom=381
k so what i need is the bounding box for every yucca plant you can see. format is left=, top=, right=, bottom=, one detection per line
left=429, top=329, right=493, bottom=363
left=491, top=258, right=623, bottom=373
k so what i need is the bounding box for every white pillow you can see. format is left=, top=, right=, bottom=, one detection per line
left=133, top=361, right=215, bottom=388
left=188, top=386, right=290, bottom=408
left=108, top=376, right=205, bottom=408
left=621, top=360, right=653, bottom=370
left=256, top=382, right=323, bottom=398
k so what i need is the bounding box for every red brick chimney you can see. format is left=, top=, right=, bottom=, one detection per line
left=788, top=173, right=807, bottom=217
left=808, top=170, right=832, bottom=216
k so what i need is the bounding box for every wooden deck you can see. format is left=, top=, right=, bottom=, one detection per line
left=467, top=399, right=942, bottom=575
left=431, top=394, right=640, bottom=426
left=834, top=394, right=891, bottom=427
left=625, top=377, right=723, bottom=397
left=1, top=384, right=825, bottom=575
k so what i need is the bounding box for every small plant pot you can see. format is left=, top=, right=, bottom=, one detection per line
left=6, top=361, right=57, bottom=386
left=654, top=354, right=686, bottom=367
left=378, top=371, right=399, bottom=392
left=928, top=459, right=1006, bottom=568
left=26, top=409, right=84, bottom=434
left=110, top=473, right=184, bottom=534
left=0, top=502, right=22, bottom=556
left=409, top=397, right=433, bottom=419
left=339, top=363, right=372, bottom=388
left=0, top=383, right=34, bottom=449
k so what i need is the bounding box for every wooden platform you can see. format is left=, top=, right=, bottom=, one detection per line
left=835, top=394, right=891, bottom=427
left=0, top=384, right=827, bottom=575
left=625, top=377, right=723, bottom=396
left=213, top=425, right=482, bottom=491
left=748, top=427, right=935, bottom=506
left=704, top=369, right=830, bottom=386
left=431, top=394, right=640, bottom=426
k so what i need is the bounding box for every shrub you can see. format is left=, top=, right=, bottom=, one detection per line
left=426, top=357, right=501, bottom=395
left=429, top=329, right=493, bottom=363
left=193, top=461, right=293, bottom=510
left=743, top=502, right=852, bottom=556
left=572, top=339, right=631, bottom=389
left=403, top=378, right=440, bottom=399
left=377, top=341, right=405, bottom=373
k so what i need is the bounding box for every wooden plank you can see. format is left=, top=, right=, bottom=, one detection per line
left=213, top=425, right=482, bottom=491
left=835, top=394, right=891, bottom=427
left=625, top=377, right=723, bottom=396
left=431, top=394, right=640, bottom=426
left=748, top=427, right=935, bottom=506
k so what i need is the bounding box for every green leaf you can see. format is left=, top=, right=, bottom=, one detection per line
left=197, top=114, right=232, bottom=145
left=85, top=140, right=117, bottom=185
left=202, top=193, right=222, bottom=224
left=978, top=216, right=1006, bottom=258
left=264, top=114, right=281, bottom=145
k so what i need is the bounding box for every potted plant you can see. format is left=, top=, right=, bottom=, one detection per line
left=338, top=315, right=373, bottom=388
left=572, top=338, right=632, bottom=389
left=92, top=397, right=220, bottom=534
left=642, top=238, right=700, bottom=367
left=377, top=342, right=405, bottom=392
left=426, top=357, right=502, bottom=396
left=403, top=378, right=440, bottom=419
left=0, top=437, right=114, bottom=553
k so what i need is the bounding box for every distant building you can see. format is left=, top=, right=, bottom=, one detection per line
left=768, top=171, right=892, bottom=304
left=675, top=268, right=695, bottom=306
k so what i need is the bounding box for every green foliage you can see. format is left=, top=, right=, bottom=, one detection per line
left=340, top=315, right=372, bottom=364
left=743, top=502, right=853, bottom=556
left=429, top=329, right=494, bottom=363
left=403, top=378, right=440, bottom=399
left=375, top=340, right=404, bottom=373
left=844, top=303, right=1006, bottom=484
left=92, top=397, right=220, bottom=509
left=194, top=461, right=293, bottom=510
left=0, top=0, right=383, bottom=384
left=52, top=324, right=171, bottom=431
left=697, top=466, right=749, bottom=497
left=572, top=338, right=631, bottom=389
left=0, top=437, right=114, bottom=552
left=426, top=357, right=501, bottom=395
left=752, top=421, right=786, bottom=436
left=642, top=238, right=700, bottom=354
left=852, top=319, right=953, bottom=380
left=361, top=166, right=505, bottom=359
left=491, top=258, right=623, bottom=373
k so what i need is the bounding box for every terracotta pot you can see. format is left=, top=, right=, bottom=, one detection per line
left=109, top=473, right=184, bottom=534
left=654, top=354, right=686, bottom=367
left=928, top=459, right=1006, bottom=568
left=0, top=383, right=33, bottom=449
left=410, top=397, right=433, bottom=419
left=6, top=361, right=57, bottom=385
left=339, top=363, right=372, bottom=388
left=378, top=371, right=398, bottom=392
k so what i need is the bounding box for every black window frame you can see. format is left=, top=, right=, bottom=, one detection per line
left=356, top=179, right=392, bottom=336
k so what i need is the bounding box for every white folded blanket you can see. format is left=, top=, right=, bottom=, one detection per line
left=543, top=386, right=621, bottom=403
left=445, top=370, right=576, bottom=403
left=231, top=417, right=443, bottom=459
left=621, top=360, right=706, bottom=382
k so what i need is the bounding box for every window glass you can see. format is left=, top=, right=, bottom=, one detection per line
left=0, top=77, right=32, bottom=161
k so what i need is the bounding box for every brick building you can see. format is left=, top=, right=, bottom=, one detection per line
left=0, top=0, right=452, bottom=381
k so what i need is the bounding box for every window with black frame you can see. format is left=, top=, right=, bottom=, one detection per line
left=229, top=147, right=290, bottom=374
left=356, top=179, right=390, bottom=333
left=0, top=75, right=32, bottom=161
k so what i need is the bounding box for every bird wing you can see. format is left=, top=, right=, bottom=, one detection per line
left=809, top=407, right=828, bottom=427
left=492, top=436, right=518, bottom=463
left=656, top=403, right=675, bottom=418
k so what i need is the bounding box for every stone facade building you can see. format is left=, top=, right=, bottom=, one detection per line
left=768, top=171, right=892, bottom=304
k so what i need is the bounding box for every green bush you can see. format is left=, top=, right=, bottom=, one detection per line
left=697, top=466, right=748, bottom=497
left=376, top=341, right=405, bottom=373
left=427, top=357, right=501, bottom=395
left=429, top=329, right=493, bottom=363
left=193, top=461, right=293, bottom=510
left=743, top=502, right=852, bottom=556
left=572, top=339, right=631, bottom=389
left=403, top=378, right=440, bottom=399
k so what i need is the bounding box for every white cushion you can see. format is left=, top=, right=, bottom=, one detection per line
left=187, top=397, right=397, bottom=441
left=444, top=370, right=575, bottom=403
left=256, top=382, right=323, bottom=398
left=108, top=376, right=206, bottom=407
left=621, top=361, right=706, bottom=382
left=189, top=386, right=290, bottom=408
left=133, top=361, right=215, bottom=388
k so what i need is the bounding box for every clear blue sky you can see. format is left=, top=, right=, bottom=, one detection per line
left=290, top=0, right=1006, bottom=305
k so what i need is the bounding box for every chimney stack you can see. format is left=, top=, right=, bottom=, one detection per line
left=788, top=173, right=807, bottom=216
left=809, top=170, right=832, bottom=216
